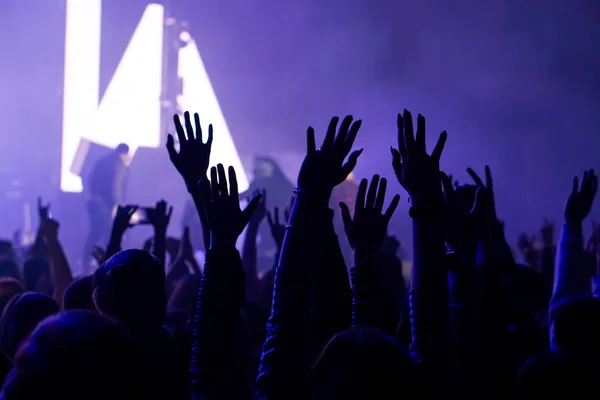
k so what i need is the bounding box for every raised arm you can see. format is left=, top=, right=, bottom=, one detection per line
left=242, top=191, right=266, bottom=301
left=40, top=219, right=73, bottom=304
left=390, top=110, right=449, bottom=384
left=339, top=175, right=400, bottom=334
left=550, top=170, right=597, bottom=348
left=146, top=200, right=173, bottom=266
left=189, top=165, right=262, bottom=400
left=167, top=111, right=213, bottom=249
left=254, top=115, right=363, bottom=400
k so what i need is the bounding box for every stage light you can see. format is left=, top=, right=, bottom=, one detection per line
left=177, top=33, right=249, bottom=192
left=62, top=2, right=247, bottom=193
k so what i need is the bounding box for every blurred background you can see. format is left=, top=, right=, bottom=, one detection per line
left=0, top=0, right=599, bottom=273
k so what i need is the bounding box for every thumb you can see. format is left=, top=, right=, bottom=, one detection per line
left=243, top=194, right=263, bottom=223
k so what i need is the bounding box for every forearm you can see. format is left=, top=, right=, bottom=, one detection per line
left=242, top=224, right=260, bottom=300
left=350, top=247, right=387, bottom=330
left=409, top=215, right=449, bottom=368
left=153, top=229, right=167, bottom=266
left=45, top=238, right=74, bottom=304
left=551, top=223, right=587, bottom=306
left=190, top=247, right=250, bottom=400
left=254, top=195, right=313, bottom=400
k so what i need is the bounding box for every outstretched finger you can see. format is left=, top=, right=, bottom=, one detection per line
left=207, top=124, right=214, bottom=147
left=397, top=114, right=408, bottom=159
left=366, top=175, right=380, bottom=209
left=391, top=147, right=403, bottom=178
left=243, top=194, right=263, bottom=223
left=266, top=211, right=274, bottom=230
left=173, top=115, right=186, bottom=145
left=415, top=114, right=426, bottom=152
left=217, top=164, right=228, bottom=196
left=356, top=178, right=368, bottom=213
left=167, top=206, right=173, bottom=218
left=307, top=127, right=316, bottom=154
left=431, top=131, right=447, bottom=163
left=333, top=115, right=353, bottom=150
left=184, top=111, right=195, bottom=140
left=274, top=207, right=280, bottom=226
left=343, top=119, right=362, bottom=155
left=166, top=134, right=178, bottom=163
left=484, top=165, right=494, bottom=192
left=228, top=166, right=239, bottom=199
left=384, top=194, right=400, bottom=221
left=341, top=149, right=363, bottom=180
left=322, top=117, right=339, bottom=150
left=339, top=202, right=352, bottom=231
left=440, top=172, right=456, bottom=204
left=467, top=167, right=484, bottom=187
left=402, top=109, right=416, bottom=152
left=375, top=178, right=387, bottom=212
left=210, top=167, right=219, bottom=199
left=194, top=113, right=203, bottom=142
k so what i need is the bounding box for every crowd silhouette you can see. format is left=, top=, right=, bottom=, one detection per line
left=0, top=109, right=597, bottom=399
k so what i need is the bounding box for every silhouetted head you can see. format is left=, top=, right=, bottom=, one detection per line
left=310, top=328, right=420, bottom=400
left=517, top=351, right=599, bottom=399
left=115, top=143, right=131, bottom=166
left=0, top=260, right=20, bottom=281
left=1, top=311, right=145, bottom=400
left=505, top=264, right=546, bottom=324
left=63, top=275, right=95, bottom=311
left=0, top=292, right=59, bottom=360
left=550, top=296, right=600, bottom=354
left=93, top=249, right=166, bottom=333
left=22, top=258, right=51, bottom=293
left=0, top=241, right=15, bottom=262
left=0, top=278, right=24, bottom=316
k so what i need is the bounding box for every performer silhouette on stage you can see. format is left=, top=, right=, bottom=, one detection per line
left=82, top=144, right=131, bottom=272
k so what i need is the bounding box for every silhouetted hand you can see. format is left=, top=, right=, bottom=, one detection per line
left=38, top=197, right=51, bottom=222
left=466, top=166, right=497, bottom=224
left=112, top=205, right=138, bottom=235
left=391, top=110, right=447, bottom=206
left=565, top=169, right=597, bottom=224
left=166, top=111, right=213, bottom=192
left=297, top=116, right=363, bottom=201
left=440, top=172, right=478, bottom=255
left=266, top=206, right=291, bottom=250
left=146, top=200, right=173, bottom=233
left=201, top=164, right=262, bottom=249
left=339, top=175, right=400, bottom=251
left=41, top=219, right=59, bottom=242
left=249, top=190, right=267, bottom=226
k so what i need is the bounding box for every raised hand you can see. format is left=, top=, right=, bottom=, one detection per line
left=41, top=219, right=60, bottom=242
left=249, top=190, right=267, bottom=226
left=339, top=175, right=400, bottom=250
left=466, top=165, right=497, bottom=221
left=390, top=110, right=447, bottom=206
left=146, top=200, right=173, bottom=233
left=266, top=206, right=290, bottom=249
left=166, top=111, right=213, bottom=191
left=565, top=169, right=598, bottom=224
left=201, top=164, right=262, bottom=249
left=297, top=116, right=363, bottom=201
left=38, top=197, right=51, bottom=222
left=112, top=205, right=138, bottom=234
left=440, top=172, right=478, bottom=254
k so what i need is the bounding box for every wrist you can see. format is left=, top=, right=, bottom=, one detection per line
left=209, top=237, right=237, bottom=252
